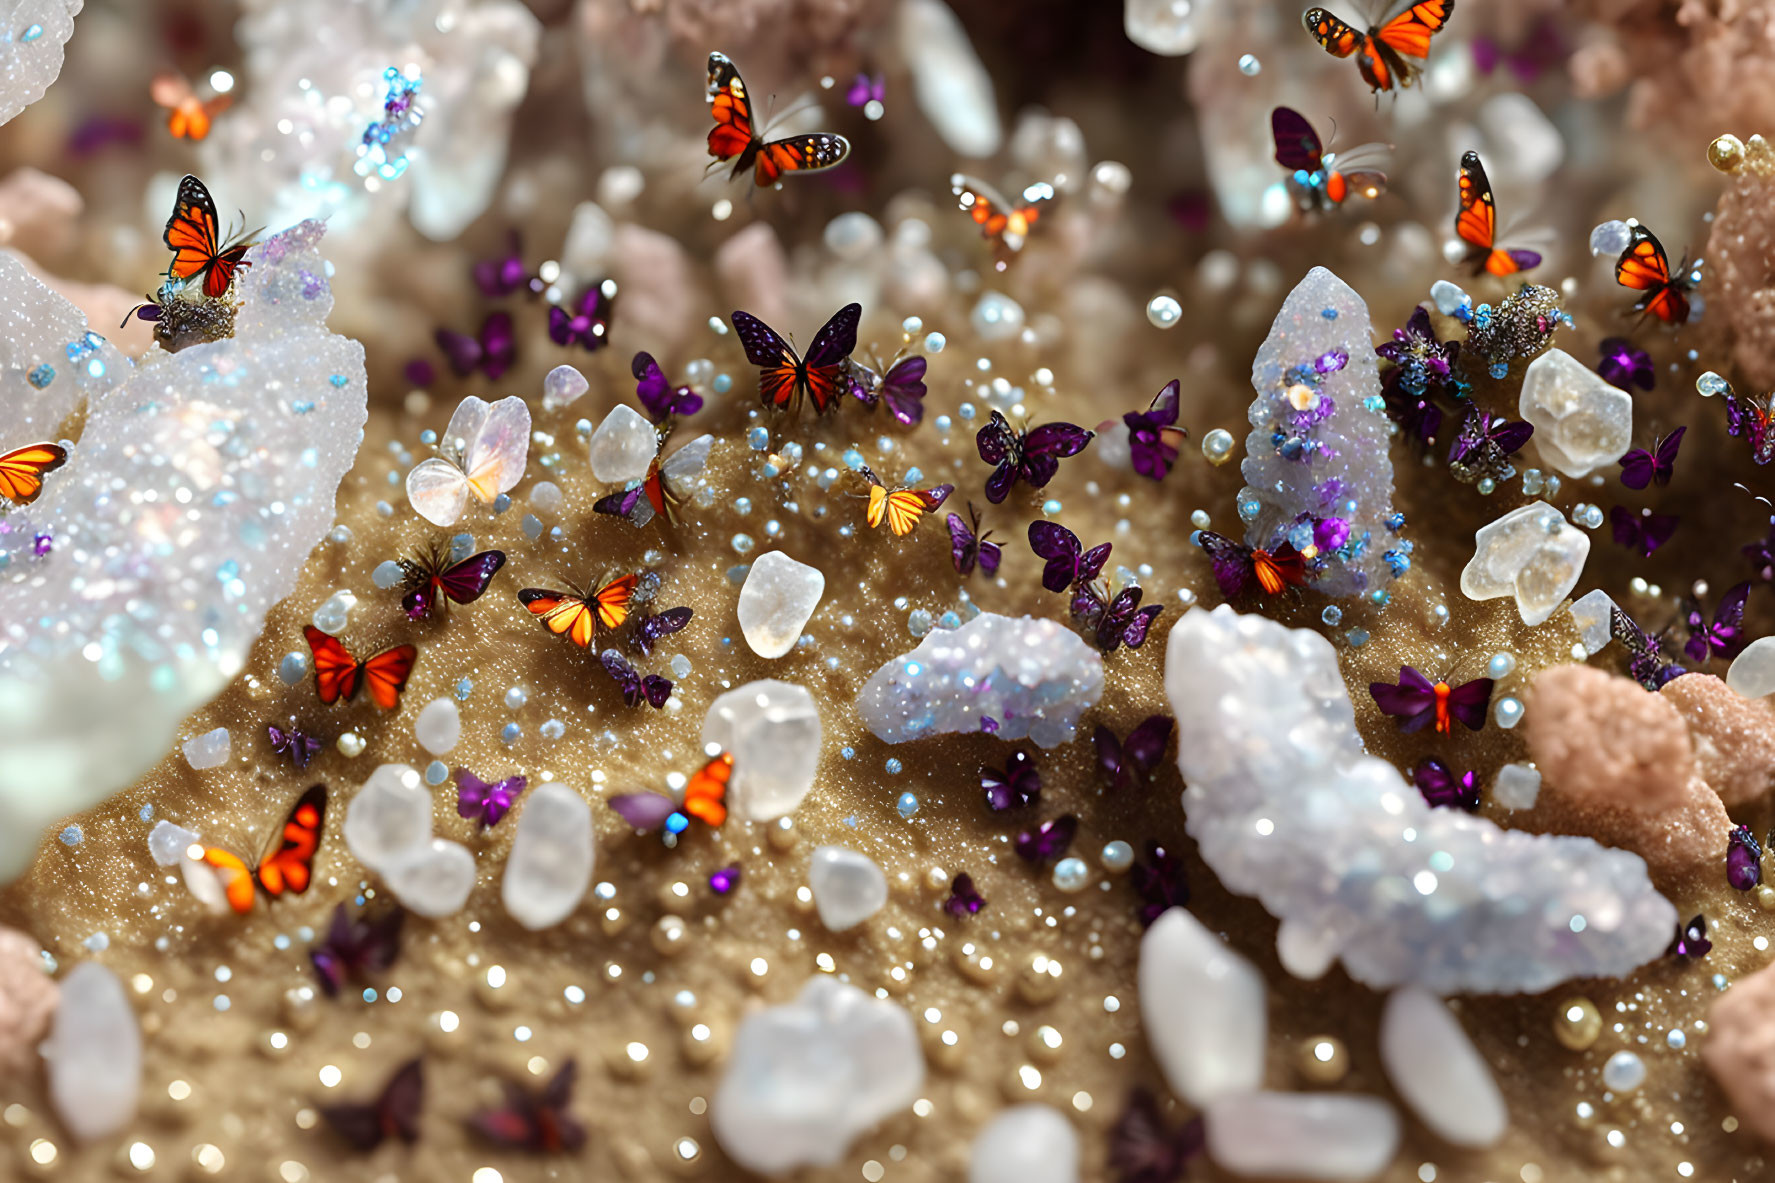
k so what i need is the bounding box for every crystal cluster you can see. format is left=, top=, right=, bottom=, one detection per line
left=0, top=219, right=366, bottom=882
left=856, top=613, right=1104, bottom=748
left=1163, top=605, right=1678, bottom=993
left=1238, top=267, right=1405, bottom=598
left=0, top=1, right=79, bottom=127
left=1460, top=501, right=1590, bottom=627
left=1459, top=283, right=1567, bottom=378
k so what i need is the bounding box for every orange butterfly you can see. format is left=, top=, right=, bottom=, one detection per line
left=1455, top=151, right=1541, bottom=276
left=165, top=174, right=258, bottom=299
left=860, top=466, right=953, bottom=537
left=518, top=574, right=641, bottom=647
left=950, top=174, right=1055, bottom=271
left=200, top=785, right=326, bottom=914
left=705, top=52, right=851, bottom=188
left=150, top=71, right=233, bottom=141
left=1615, top=224, right=1694, bottom=326
left=1303, top=1, right=1455, bottom=94
left=0, top=442, right=67, bottom=505
left=683, top=751, right=733, bottom=827
left=303, top=626, right=418, bottom=710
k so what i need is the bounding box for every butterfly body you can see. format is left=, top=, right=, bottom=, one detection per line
left=1614, top=224, right=1695, bottom=325
left=731, top=304, right=860, bottom=416
left=164, top=175, right=257, bottom=299
left=1369, top=666, right=1492, bottom=734
left=706, top=53, right=851, bottom=188
left=304, top=627, right=417, bottom=710
left=595, top=434, right=715, bottom=529
left=519, top=573, right=641, bottom=647
left=1455, top=151, right=1542, bottom=276
left=1270, top=107, right=1387, bottom=213
left=199, top=784, right=326, bottom=914
left=0, top=442, right=67, bottom=505
left=950, top=174, right=1055, bottom=269
left=1304, top=1, right=1455, bottom=94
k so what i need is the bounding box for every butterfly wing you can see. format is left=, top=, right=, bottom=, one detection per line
left=1654, top=426, right=1686, bottom=484
left=1455, top=151, right=1498, bottom=265
left=1123, top=715, right=1175, bottom=775
left=1093, top=725, right=1127, bottom=789
left=753, top=133, right=851, bottom=187
left=593, top=573, right=641, bottom=630
left=1640, top=512, right=1680, bottom=556
left=800, top=303, right=862, bottom=414
left=1443, top=677, right=1495, bottom=731
left=164, top=174, right=223, bottom=285
left=601, top=649, right=644, bottom=707
left=978, top=537, right=1002, bottom=576
left=519, top=588, right=597, bottom=648
left=609, top=791, right=681, bottom=832
left=1616, top=225, right=1687, bottom=321
left=879, top=355, right=928, bottom=426
left=705, top=52, right=759, bottom=163
left=1024, top=422, right=1095, bottom=460
left=1195, top=531, right=1253, bottom=599
left=0, top=442, right=67, bottom=505
left=1370, top=666, right=1438, bottom=729
left=1078, top=542, right=1113, bottom=585
left=460, top=394, right=530, bottom=504
left=631, top=351, right=673, bottom=420
left=1373, top=0, right=1455, bottom=61
left=436, top=550, right=506, bottom=606
left=1617, top=447, right=1656, bottom=490
left=882, top=489, right=934, bottom=536
left=636, top=607, right=693, bottom=654
left=642, top=675, right=674, bottom=708
left=731, top=310, right=803, bottom=411
left=1121, top=604, right=1165, bottom=649
left=406, top=457, right=471, bottom=527
left=1271, top=107, right=1325, bottom=173
left=1028, top=521, right=1083, bottom=592
left=304, top=625, right=363, bottom=704
left=457, top=769, right=494, bottom=824
left=254, top=784, right=326, bottom=900
left=1303, top=7, right=1364, bottom=58
left=948, top=512, right=978, bottom=574
left=198, top=847, right=258, bottom=914
left=361, top=645, right=417, bottom=711
left=683, top=752, right=733, bottom=827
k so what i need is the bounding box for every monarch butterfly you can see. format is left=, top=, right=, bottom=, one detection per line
left=163, top=174, right=258, bottom=299
left=1614, top=224, right=1695, bottom=326
left=303, top=626, right=418, bottom=710
left=1303, top=1, right=1455, bottom=94
left=705, top=52, right=851, bottom=187
left=0, top=442, right=67, bottom=505
left=198, top=785, right=327, bottom=914
left=150, top=70, right=232, bottom=141
left=1455, top=151, right=1542, bottom=276
left=950, top=174, right=1055, bottom=270
left=518, top=574, right=641, bottom=647
left=730, top=303, right=860, bottom=417
left=860, top=466, right=952, bottom=537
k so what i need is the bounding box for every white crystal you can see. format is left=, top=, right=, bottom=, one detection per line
left=702, top=680, right=823, bottom=821
left=0, top=0, right=80, bottom=128
left=502, top=783, right=593, bottom=931
left=856, top=613, right=1104, bottom=749
left=1430, top=280, right=1469, bottom=316
left=542, top=364, right=588, bottom=410
left=1380, top=986, right=1507, bottom=1148
left=824, top=212, right=884, bottom=260
left=1728, top=637, right=1775, bottom=699
left=1205, top=1092, right=1400, bottom=1181
left=42, top=962, right=141, bottom=1144
left=1519, top=349, right=1634, bottom=478
left=1492, top=763, right=1542, bottom=811
left=1460, top=501, right=1590, bottom=627
left=1569, top=589, right=1617, bottom=654
left=381, top=837, right=477, bottom=919
left=587, top=404, right=660, bottom=483
left=898, top=0, right=1002, bottom=157
left=969, top=1105, right=1080, bottom=1183
left=181, top=727, right=231, bottom=771
left=342, top=764, right=433, bottom=873
left=809, top=846, right=888, bottom=932
left=1164, top=605, right=1677, bottom=993
left=1124, top=0, right=1210, bottom=55
left=711, top=976, right=924, bottom=1174
left=1276, top=916, right=1340, bottom=981
left=1590, top=219, right=1633, bottom=258
left=1139, top=907, right=1266, bottom=1105
left=413, top=697, right=461, bottom=755
left=310, top=588, right=356, bottom=635
left=738, top=551, right=826, bottom=659
left=147, top=821, right=200, bottom=867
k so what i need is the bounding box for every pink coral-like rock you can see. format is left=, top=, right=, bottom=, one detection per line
left=1522, top=664, right=1730, bottom=882
left=0, top=925, right=57, bottom=1074
left=1704, top=150, right=1775, bottom=391
left=714, top=222, right=790, bottom=330
left=1704, top=956, right=1775, bottom=1142
left=1662, top=673, right=1775, bottom=806
left=610, top=223, right=699, bottom=359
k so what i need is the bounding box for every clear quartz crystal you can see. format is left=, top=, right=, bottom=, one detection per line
left=1461, top=501, right=1590, bottom=627
left=1139, top=907, right=1266, bottom=1104
left=1125, top=0, right=1211, bottom=55
left=1205, top=1092, right=1399, bottom=1180
left=181, top=727, right=231, bottom=771
left=1519, top=348, right=1634, bottom=477
left=501, top=783, right=594, bottom=931
left=414, top=697, right=461, bottom=754
left=702, top=681, right=823, bottom=821
left=586, top=404, right=659, bottom=483
left=809, top=846, right=889, bottom=932
left=738, top=551, right=826, bottom=660
left=342, top=764, right=433, bottom=872
left=1379, top=986, right=1507, bottom=1147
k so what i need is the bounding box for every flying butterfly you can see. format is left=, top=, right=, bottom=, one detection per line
left=1270, top=107, right=1387, bottom=213
left=435, top=311, right=517, bottom=380
left=1303, top=1, right=1456, bottom=94
left=456, top=769, right=527, bottom=829
left=1722, top=382, right=1775, bottom=466
left=1412, top=758, right=1480, bottom=812
left=1614, top=224, right=1696, bottom=325
left=309, top=902, right=404, bottom=999
left=1369, top=666, right=1493, bottom=735
left=630, top=605, right=694, bottom=657
left=150, top=70, right=233, bottom=141
left=847, top=353, right=929, bottom=426
left=1095, top=715, right=1174, bottom=793
left=267, top=721, right=324, bottom=770
left=1617, top=426, right=1686, bottom=489
left=303, top=627, right=417, bottom=710
left=1682, top=581, right=1752, bottom=663
left=1610, top=505, right=1680, bottom=557
left=947, top=504, right=1001, bottom=578
left=1074, top=583, right=1164, bottom=654
left=197, top=785, right=327, bottom=915
left=594, top=434, right=714, bottom=529
left=518, top=573, right=641, bottom=648
left=608, top=751, right=734, bottom=835
left=975, top=410, right=1094, bottom=504
left=0, top=442, right=67, bottom=505
left=1455, top=150, right=1542, bottom=276
left=1611, top=605, right=1687, bottom=691
left=470, top=1059, right=586, bottom=1153
left=319, top=1057, right=423, bottom=1152
left=1195, top=531, right=1308, bottom=599
left=600, top=649, right=673, bottom=709
left=1027, top=521, right=1111, bottom=593
left=163, top=174, right=258, bottom=299
left=858, top=465, right=952, bottom=537
left=396, top=540, right=506, bottom=621
left=705, top=52, right=851, bottom=188
left=631, top=351, right=704, bottom=424
left=950, top=173, right=1055, bottom=270
left=731, top=303, right=860, bottom=417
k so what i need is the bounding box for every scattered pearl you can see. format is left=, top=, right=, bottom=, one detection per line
left=1145, top=294, right=1183, bottom=329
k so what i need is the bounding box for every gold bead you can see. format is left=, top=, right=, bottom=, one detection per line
left=1756, top=885, right=1775, bottom=912
left=1026, top=1024, right=1064, bottom=1065
left=952, top=941, right=1000, bottom=986
left=1709, top=133, right=1746, bottom=173
left=1553, top=996, right=1602, bottom=1051
left=768, top=816, right=798, bottom=852
left=1296, top=1035, right=1349, bottom=1084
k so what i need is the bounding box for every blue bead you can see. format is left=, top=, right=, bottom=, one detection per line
left=665, top=812, right=690, bottom=835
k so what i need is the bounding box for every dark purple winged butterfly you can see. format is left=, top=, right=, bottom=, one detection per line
left=976, top=410, right=1093, bottom=503
left=548, top=281, right=615, bottom=352
left=267, top=721, right=323, bottom=769
left=1446, top=406, right=1533, bottom=482
left=1124, top=379, right=1188, bottom=481
left=1610, top=605, right=1687, bottom=691
left=731, top=303, right=860, bottom=417
left=1682, top=581, right=1751, bottom=662
left=1014, top=815, right=1078, bottom=864
left=1411, top=758, right=1480, bottom=812
left=943, top=872, right=985, bottom=917
left=631, top=351, right=704, bottom=423
left=1027, top=521, right=1111, bottom=593
left=456, top=768, right=527, bottom=829
left=435, top=311, right=515, bottom=380
left=396, top=541, right=506, bottom=621
left=1617, top=426, right=1685, bottom=489
left=947, top=504, right=1001, bottom=578
left=981, top=749, right=1041, bottom=811
left=1195, top=531, right=1308, bottom=600
left=469, top=1059, right=586, bottom=1153
left=1723, top=383, right=1775, bottom=466
left=1670, top=913, right=1711, bottom=958
left=319, top=1057, right=423, bottom=1151
left=309, top=901, right=404, bottom=997
left=1610, top=505, right=1680, bottom=557
left=630, top=605, right=693, bottom=656
left=1095, top=715, right=1174, bottom=792
left=848, top=353, right=929, bottom=426
left=1109, top=1087, right=1206, bottom=1183
left=1130, top=842, right=1188, bottom=927
left=1369, top=666, right=1493, bottom=735
left=1074, top=583, right=1164, bottom=654
left=473, top=232, right=530, bottom=298
left=601, top=649, right=672, bottom=709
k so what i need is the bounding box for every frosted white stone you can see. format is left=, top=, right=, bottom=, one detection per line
left=147, top=821, right=200, bottom=867
left=1379, top=986, right=1507, bottom=1148
left=0, top=1, right=81, bottom=128
left=1492, top=763, right=1542, bottom=811
left=501, top=783, right=593, bottom=931
left=181, top=727, right=231, bottom=770
left=414, top=697, right=461, bottom=755
left=809, top=846, right=888, bottom=932
left=1276, top=916, right=1340, bottom=980
left=1602, top=1050, right=1645, bottom=1092
left=898, top=0, right=1002, bottom=157
left=1728, top=637, right=1775, bottom=699
left=1431, top=279, right=1470, bottom=316
left=1460, top=501, right=1590, bottom=627
left=343, top=764, right=433, bottom=873
left=1205, top=1092, right=1399, bottom=1181
left=824, top=212, right=884, bottom=260
left=1139, top=907, right=1266, bottom=1105
left=0, top=219, right=366, bottom=884
left=1569, top=589, right=1617, bottom=654
left=712, top=975, right=924, bottom=1174
left=42, top=962, right=140, bottom=1144
left=1124, top=0, right=1212, bottom=55
left=542, top=364, right=588, bottom=410
left=738, top=551, right=825, bottom=659
left=856, top=613, right=1104, bottom=749
left=587, top=404, right=659, bottom=483
left=1164, top=606, right=1677, bottom=993
left=969, top=1105, right=1079, bottom=1183
left=1519, top=349, right=1634, bottom=478
left=702, top=680, right=822, bottom=822
left=381, top=837, right=476, bottom=919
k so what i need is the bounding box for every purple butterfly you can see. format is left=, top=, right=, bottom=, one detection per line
left=548, top=282, right=614, bottom=352
left=1015, top=815, right=1078, bottom=864
left=436, top=311, right=516, bottom=379
left=848, top=355, right=928, bottom=426
left=631, top=351, right=703, bottom=423
left=601, top=649, right=672, bottom=709
left=1027, top=521, right=1111, bottom=593
left=1109, top=1087, right=1206, bottom=1183
left=309, top=901, right=404, bottom=998
left=947, top=504, right=1001, bottom=578
left=1597, top=337, right=1654, bottom=392
left=1617, top=426, right=1685, bottom=489
left=267, top=722, right=323, bottom=769
left=981, top=749, right=1041, bottom=811
left=456, top=769, right=527, bottom=829
left=1610, top=505, right=1680, bottom=557
left=845, top=73, right=884, bottom=107
left=1095, top=715, right=1174, bottom=792
left=1075, top=584, right=1164, bottom=654
left=1670, top=914, right=1711, bottom=959
left=1682, top=581, right=1751, bottom=662
left=731, top=304, right=860, bottom=416
left=473, top=232, right=530, bottom=297
left=943, top=872, right=985, bottom=917
left=608, top=791, right=680, bottom=833
left=1369, top=667, right=1493, bottom=734
left=320, top=1057, right=423, bottom=1151
left=1129, top=842, right=1188, bottom=927
left=1446, top=406, right=1533, bottom=477
left=1411, top=758, right=1480, bottom=812
left=1728, top=825, right=1763, bottom=891
left=630, top=606, right=693, bottom=656
left=398, top=544, right=506, bottom=621
left=1609, top=606, right=1687, bottom=690
left=976, top=411, right=1093, bottom=503
left=469, top=1059, right=586, bottom=1153
left=1125, top=379, right=1188, bottom=481
left=1724, top=385, right=1775, bottom=465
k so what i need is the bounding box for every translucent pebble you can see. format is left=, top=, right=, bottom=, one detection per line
left=810, top=846, right=889, bottom=931
left=381, top=838, right=477, bottom=919
left=414, top=698, right=461, bottom=755
left=703, top=681, right=823, bottom=821
left=310, top=588, right=357, bottom=636
left=587, top=405, right=659, bottom=483
left=1205, top=1092, right=1399, bottom=1181
left=823, top=212, right=884, bottom=260
left=1602, top=1050, right=1645, bottom=1092
left=971, top=291, right=1026, bottom=341
left=969, top=1104, right=1080, bottom=1183
left=738, top=552, right=826, bottom=659
left=1379, top=986, right=1507, bottom=1147
left=43, top=963, right=142, bottom=1144
left=670, top=655, right=692, bottom=679
left=424, top=761, right=448, bottom=786
left=1494, top=696, right=1525, bottom=729
left=147, top=821, right=201, bottom=867
left=925, top=332, right=947, bottom=353
left=1141, top=907, right=1266, bottom=1104
left=540, top=719, right=565, bottom=740
left=1430, top=280, right=1470, bottom=317
left=521, top=513, right=543, bottom=540
left=529, top=481, right=562, bottom=512
left=1146, top=294, right=1183, bottom=329
left=180, top=727, right=231, bottom=771
left=1568, top=590, right=1617, bottom=655
left=1492, top=763, right=1541, bottom=810
left=371, top=560, right=405, bottom=589
left=542, top=365, right=589, bottom=409
left=1589, top=220, right=1633, bottom=258
left=1728, top=637, right=1775, bottom=699
left=1518, top=349, right=1634, bottom=477
left=277, top=652, right=309, bottom=685
left=502, top=783, right=595, bottom=931
left=342, top=765, right=433, bottom=873
left=899, top=0, right=1002, bottom=156
left=1460, top=502, right=1590, bottom=627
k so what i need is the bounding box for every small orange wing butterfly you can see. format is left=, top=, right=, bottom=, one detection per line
left=518, top=574, right=641, bottom=647
left=1614, top=224, right=1693, bottom=326
left=151, top=71, right=233, bottom=142
left=1455, top=151, right=1542, bottom=276
left=861, top=466, right=953, bottom=537
left=303, top=626, right=418, bottom=710
left=705, top=52, right=851, bottom=187
left=164, top=174, right=257, bottom=299
left=200, top=784, right=326, bottom=914
left=682, top=752, right=733, bottom=827
left=1303, top=1, right=1455, bottom=94
left=950, top=174, right=1055, bottom=271
left=0, top=442, right=67, bottom=505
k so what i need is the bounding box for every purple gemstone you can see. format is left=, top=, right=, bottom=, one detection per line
left=1313, top=349, right=1349, bottom=374
left=943, top=872, right=985, bottom=917
left=1313, top=516, right=1350, bottom=552
left=709, top=863, right=741, bottom=896
left=1727, top=825, right=1763, bottom=891
left=979, top=716, right=999, bottom=734
left=1014, top=815, right=1077, bottom=864
left=31, top=532, right=52, bottom=557
left=1671, top=914, right=1711, bottom=958
left=1131, top=842, right=1188, bottom=926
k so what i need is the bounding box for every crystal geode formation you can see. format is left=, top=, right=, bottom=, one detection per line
left=0, top=219, right=367, bottom=881
left=1163, top=604, right=1677, bottom=994
left=1239, top=266, right=1404, bottom=598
